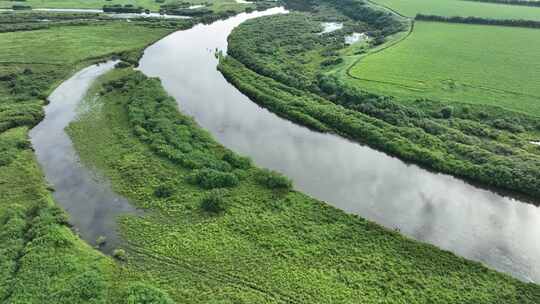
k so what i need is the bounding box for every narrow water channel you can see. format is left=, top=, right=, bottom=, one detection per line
left=29, top=61, right=137, bottom=253
left=138, top=7, right=540, bottom=282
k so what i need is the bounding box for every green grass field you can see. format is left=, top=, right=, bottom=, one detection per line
left=371, top=0, right=540, bottom=20
left=0, top=23, right=171, bottom=64
left=0, top=0, right=248, bottom=12
left=348, top=20, right=540, bottom=115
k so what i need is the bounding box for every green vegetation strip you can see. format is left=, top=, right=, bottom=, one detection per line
left=369, top=0, right=540, bottom=20
left=415, top=14, right=540, bottom=29
left=463, top=0, right=540, bottom=7
left=66, top=67, right=540, bottom=303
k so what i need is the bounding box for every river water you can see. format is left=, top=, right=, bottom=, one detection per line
left=138, top=7, right=540, bottom=282
left=29, top=61, right=137, bottom=253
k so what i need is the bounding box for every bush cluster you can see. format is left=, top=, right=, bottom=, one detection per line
left=255, top=168, right=293, bottom=190
left=200, top=189, right=228, bottom=213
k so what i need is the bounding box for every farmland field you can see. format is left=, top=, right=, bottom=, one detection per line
left=348, top=20, right=540, bottom=115
left=0, top=23, right=172, bottom=64
left=0, top=0, right=247, bottom=11
left=371, top=0, right=540, bottom=20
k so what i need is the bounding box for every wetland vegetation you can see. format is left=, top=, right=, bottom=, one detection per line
left=1, top=0, right=540, bottom=302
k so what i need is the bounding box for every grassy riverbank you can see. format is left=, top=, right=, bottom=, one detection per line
left=65, top=67, right=540, bottom=303
left=0, top=15, right=190, bottom=302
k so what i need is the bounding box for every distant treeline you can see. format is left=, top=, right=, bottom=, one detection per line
left=464, top=0, right=540, bottom=7
left=12, top=4, right=32, bottom=10
left=103, top=4, right=145, bottom=13
left=416, top=14, right=540, bottom=29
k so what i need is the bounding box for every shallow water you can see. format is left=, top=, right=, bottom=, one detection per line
left=29, top=61, right=137, bottom=253
left=345, top=32, right=368, bottom=44
left=320, top=22, right=343, bottom=34
left=138, top=7, right=540, bottom=282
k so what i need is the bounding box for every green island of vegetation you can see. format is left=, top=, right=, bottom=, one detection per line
left=1, top=0, right=540, bottom=302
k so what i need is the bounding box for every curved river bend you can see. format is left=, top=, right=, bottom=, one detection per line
left=30, top=7, right=540, bottom=282
left=138, top=7, right=540, bottom=282
left=30, top=61, right=137, bottom=253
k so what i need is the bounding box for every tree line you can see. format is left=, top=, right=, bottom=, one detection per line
left=416, top=14, right=540, bottom=29
left=464, top=0, right=540, bottom=7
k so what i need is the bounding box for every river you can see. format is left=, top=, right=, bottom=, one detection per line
left=29, top=61, right=138, bottom=253
left=30, top=7, right=540, bottom=282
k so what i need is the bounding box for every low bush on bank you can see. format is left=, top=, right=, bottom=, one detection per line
left=255, top=168, right=293, bottom=190
left=154, top=183, right=176, bottom=198
left=200, top=189, right=228, bottom=213
left=187, top=169, right=239, bottom=189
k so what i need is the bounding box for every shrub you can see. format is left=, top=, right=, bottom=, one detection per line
left=200, top=189, right=228, bottom=213
left=440, top=106, right=453, bottom=119
left=222, top=151, right=251, bottom=169
left=124, top=283, right=175, bottom=304
left=96, top=236, right=107, bottom=248
left=255, top=168, right=293, bottom=190
left=154, top=183, right=175, bottom=198
left=187, top=169, right=239, bottom=189
left=112, top=248, right=127, bottom=261
left=115, top=61, right=132, bottom=69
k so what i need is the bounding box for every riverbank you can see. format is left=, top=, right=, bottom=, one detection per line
left=67, top=67, right=540, bottom=303
left=0, top=15, right=189, bottom=302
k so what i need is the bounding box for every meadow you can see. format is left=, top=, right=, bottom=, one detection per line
left=348, top=20, right=540, bottom=115
left=0, top=23, right=173, bottom=64
left=66, top=67, right=540, bottom=303
left=371, top=0, right=540, bottom=20
left=0, top=0, right=251, bottom=12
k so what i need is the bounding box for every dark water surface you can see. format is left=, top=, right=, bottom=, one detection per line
left=30, top=61, right=137, bottom=253
left=138, top=7, right=540, bottom=282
